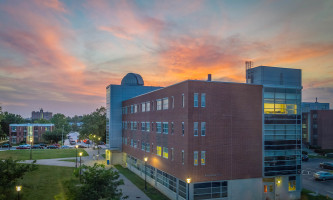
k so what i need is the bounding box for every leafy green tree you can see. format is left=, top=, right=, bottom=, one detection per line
left=80, top=107, right=106, bottom=141
left=43, top=129, right=62, bottom=144
left=33, top=118, right=51, bottom=124
left=0, top=112, right=24, bottom=138
left=51, top=113, right=70, bottom=132
left=0, top=159, right=38, bottom=200
left=65, top=163, right=125, bottom=200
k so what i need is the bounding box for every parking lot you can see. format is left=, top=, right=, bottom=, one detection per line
left=302, top=157, right=333, bottom=198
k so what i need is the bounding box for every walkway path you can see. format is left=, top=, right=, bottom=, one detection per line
left=21, top=148, right=150, bottom=200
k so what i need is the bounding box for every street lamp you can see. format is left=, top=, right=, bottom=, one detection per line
left=29, top=138, right=33, bottom=160
left=186, top=177, right=191, bottom=200
left=144, top=157, right=148, bottom=190
left=79, top=152, right=83, bottom=182
left=75, top=145, right=78, bottom=168
left=16, top=185, right=22, bottom=200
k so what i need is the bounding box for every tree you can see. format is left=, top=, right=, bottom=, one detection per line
left=80, top=107, right=106, bottom=141
left=43, top=129, right=62, bottom=144
left=51, top=113, right=70, bottom=132
left=0, top=159, right=38, bottom=200
left=33, top=118, right=51, bottom=124
left=0, top=112, right=24, bottom=138
left=65, top=163, right=125, bottom=200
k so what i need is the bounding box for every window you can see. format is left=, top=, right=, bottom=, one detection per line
left=194, top=122, right=198, bottom=136
left=163, top=97, right=168, bottom=110
left=163, top=122, right=168, bottom=134
left=163, top=147, right=168, bottom=158
left=172, top=96, right=174, bottom=109
left=157, top=146, right=162, bottom=156
left=157, top=99, right=162, bottom=110
left=134, top=104, right=138, bottom=113
left=182, top=150, right=184, bottom=165
left=151, top=122, right=154, bottom=131
left=201, top=151, right=206, bottom=165
left=146, top=122, right=150, bottom=132
left=141, top=122, right=145, bottom=131
left=194, top=93, right=198, bottom=107
left=134, top=122, right=137, bottom=130
left=134, top=140, right=137, bottom=148
left=131, top=139, right=133, bottom=147
left=288, top=176, right=296, bottom=191
left=146, top=102, right=150, bottom=112
left=182, top=94, right=185, bottom=107
left=141, top=142, right=145, bottom=151
left=194, top=151, right=198, bottom=166
left=131, top=105, right=134, bottom=113
left=130, top=121, right=133, bottom=130
left=142, top=103, right=146, bottom=112
left=201, top=122, right=206, bottom=136
left=156, top=122, right=162, bottom=133
left=171, top=122, right=174, bottom=134
left=201, top=93, right=206, bottom=107
left=146, top=144, right=150, bottom=152
left=182, top=122, right=184, bottom=136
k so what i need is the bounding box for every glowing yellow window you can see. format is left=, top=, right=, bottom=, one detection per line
left=194, top=151, right=198, bottom=166
left=157, top=146, right=161, bottom=156
left=163, top=147, right=168, bottom=159
left=288, top=180, right=296, bottom=191
left=201, top=151, right=205, bottom=165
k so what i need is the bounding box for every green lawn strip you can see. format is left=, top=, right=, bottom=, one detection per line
left=301, top=189, right=333, bottom=200
left=58, top=159, right=76, bottom=162
left=0, top=149, right=88, bottom=160
left=18, top=165, right=77, bottom=200
left=114, top=165, right=169, bottom=200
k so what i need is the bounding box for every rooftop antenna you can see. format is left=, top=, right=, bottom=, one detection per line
left=315, top=97, right=318, bottom=103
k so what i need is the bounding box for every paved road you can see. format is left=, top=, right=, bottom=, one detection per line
left=302, top=158, right=333, bottom=198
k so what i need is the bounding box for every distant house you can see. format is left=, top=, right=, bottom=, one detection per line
left=31, top=108, right=52, bottom=121
left=9, top=123, right=54, bottom=144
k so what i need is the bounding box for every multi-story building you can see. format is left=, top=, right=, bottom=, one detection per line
left=302, top=101, right=329, bottom=113
left=106, top=65, right=302, bottom=200
left=246, top=65, right=302, bottom=200
left=9, top=123, right=54, bottom=144
left=302, top=110, right=333, bottom=149
left=31, top=108, right=52, bottom=121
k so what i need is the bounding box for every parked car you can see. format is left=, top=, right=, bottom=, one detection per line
left=1, top=143, right=12, bottom=148
left=61, top=145, right=73, bottom=149
left=314, top=171, right=333, bottom=181
left=302, top=154, right=309, bottom=162
left=53, top=143, right=60, bottom=147
left=32, top=145, right=44, bottom=149
left=16, top=145, right=30, bottom=149
left=319, top=162, right=333, bottom=170
left=47, top=145, right=59, bottom=149
left=39, top=143, right=47, bottom=147
left=77, top=144, right=87, bottom=148
left=70, top=141, right=76, bottom=145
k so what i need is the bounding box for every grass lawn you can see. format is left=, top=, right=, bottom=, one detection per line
left=0, top=149, right=88, bottom=160
left=18, top=165, right=77, bottom=200
left=301, top=189, right=333, bottom=200
left=115, top=165, right=169, bottom=200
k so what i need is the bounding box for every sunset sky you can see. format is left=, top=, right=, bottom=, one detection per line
left=1, top=0, right=333, bottom=118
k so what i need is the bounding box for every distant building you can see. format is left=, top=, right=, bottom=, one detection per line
left=302, top=101, right=329, bottom=113
left=31, top=108, right=52, bottom=121
left=9, top=123, right=54, bottom=144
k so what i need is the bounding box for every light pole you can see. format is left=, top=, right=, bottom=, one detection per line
left=29, top=138, right=33, bottom=160
left=186, top=177, right=191, bottom=200
left=144, top=157, right=148, bottom=190
left=79, top=152, right=83, bottom=182
left=16, top=185, right=22, bottom=200
left=98, top=137, right=101, bottom=155
left=75, top=145, right=78, bottom=168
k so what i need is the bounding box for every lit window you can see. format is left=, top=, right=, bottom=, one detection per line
left=157, top=146, right=162, bottom=156
left=288, top=176, right=296, bottom=191
left=146, top=122, right=150, bottom=132
left=163, top=97, right=169, bottom=110
left=264, top=103, right=297, bottom=114
left=182, top=122, right=185, bottom=136
left=264, top=185, right=267, bottom=193
left=182, top=94, right=185, bottom=108
left=182, top=150, right=184, bottom=165
left=156, top=122, right=162, bottom=133
left=141, top=122, right=145, bottom=131
left=201, top=122, right=206, bottom=136
left=201, top=93, right=206, bottom=107
left=142, top=103, right=145, bottom=112
left=194, top=93, right=198, bottom=107
left=157, top=99, right=162, bottom=110
left=146, top=102, right=150, bottom=112
left=194, top=151, right=198, bottom=166
left=163, top=122, right=168, bottom=134
left=163, top=147, right=168, bottom=158
left=194, top=122, right=198, bottom=136
left=201, top=151, right=205, bottom=165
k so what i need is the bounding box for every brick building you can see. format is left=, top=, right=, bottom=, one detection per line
left=9, top=123, right=54, bottom=144
left=31, top=108, right=53, bottom=121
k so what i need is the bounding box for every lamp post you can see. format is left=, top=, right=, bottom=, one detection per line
left=16, top=185, right=22, bottom=200
left=186, top=177, right=191, bottom=200
left=79, top=152, right=83, bottom=182
left=98, top=137, right=101, bottom=155
left=75, top=145, right=78, bottom=168
left=144, top=157, right=148, bottom=190
left=29, top=138, right=33, bottom=160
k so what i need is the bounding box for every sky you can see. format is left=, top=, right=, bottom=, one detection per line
left=0, top=0, right=333, bottom=118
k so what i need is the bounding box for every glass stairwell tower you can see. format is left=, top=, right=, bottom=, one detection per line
left=247, top=65, right=302, bottom=200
